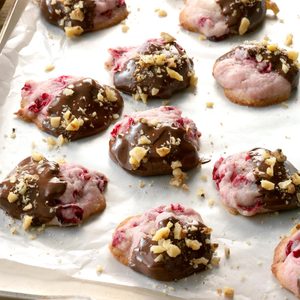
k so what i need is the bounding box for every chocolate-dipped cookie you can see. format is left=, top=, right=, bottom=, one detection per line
left=180, top=0, right=278, bottom=41
left=17, top=76, right=123, bottom=141
left=110, top=204, right=216, bottom=281
left=108, top=33, right=196, bottom=102
left=272, top=224, right=300, bottom=298
left=109, top=106, right=201, bottom=179
left=0, top=154, right=107, bottom=227
left=40, top=0, right=128, bottom=37
left=213, top=42, right=299, bottom=106
left=213, top=148, right=300, bottom=216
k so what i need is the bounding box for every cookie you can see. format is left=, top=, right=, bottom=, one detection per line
left=17, top=76, right=123, bottom=141
left=213, top=148, right=300, bottom=216
left=213, top=42, right=299, bottom=106
left=107, top=33, right=196, bottom=102
left=272, top=224, right=300, bottom=298
left=180, top=0, right=274, bottom=40
left=109, top=106, right=201, bottom=177
left=0, top=154, right=107, bottom=227
left=110, top=204, right=216, bottom=281
left=40, top=0, right=128, bottom=37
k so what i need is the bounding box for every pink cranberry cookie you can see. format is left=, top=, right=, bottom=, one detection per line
left=109, top=106, right=201, bottom=177
left=107, top=33, right=196, bottom=101
left=272, top=224, right=300, bottom=298
left=110, top=204, right=216, bottom=281
left=213, top=148, right=300, bottom=216
left=40, top=0, right=128, bottom=37
left=180, top=0, right=278, bottom=41
left=213, top=42, right=299, bottom=106
left=17, top=76, right=123, bottom=141
left=0, top=154, right=107, bottom=227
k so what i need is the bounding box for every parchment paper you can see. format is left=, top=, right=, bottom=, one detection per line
left=0, top=0, right=299, bottom=299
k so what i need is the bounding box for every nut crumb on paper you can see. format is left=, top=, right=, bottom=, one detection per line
left=45, top=64, right=55, bottom=72
left=122, top=25, right=129, bottom=33
left=224, top=247, right=230, bottom=258
left=155, top=9, right=167, bottom=17
left=206, top=102, right=214, bottom=108
left=223, top=287, right=234, bottom=298
left=285, top=33, right=293, bottom=47
left=96, top=265, right=104, bottom=273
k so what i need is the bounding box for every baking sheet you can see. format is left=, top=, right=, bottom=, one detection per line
left=0, top=0, right=299, bottom=299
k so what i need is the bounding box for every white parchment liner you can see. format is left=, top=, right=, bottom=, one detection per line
left=0, top=0, right=299, bottom=299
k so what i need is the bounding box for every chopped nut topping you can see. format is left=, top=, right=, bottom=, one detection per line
left=150, top=245, right=166, bottom=254
left=154, top=254, right=164, bottom=262
left=23, top=203, right=33, bottom=211
left=7, top=192, right=18, bottom=203
left=166, top=244, right=181, bottom=257
left=138, top=135, right=151, bottom=145
left=64, top=26, right=84, bottom=37
left=278, top=179, right=292, bottom=189
left=191, top=257, right=209, bottom=266
left=105, top=87, right=118, bottom=102
left=69, top=8, right=84, bottom=21
left=287, top=50, right=299, bottom=61
left=65, top=117, right=84, bottom=131
left=267, top=44, right=278, bottom=52
left=32, top=152, right=44, bottom=162
left=238, top=17, right=250, bottom=35
left=185, top=238, right=202, bottom=250
left=129, top=147, right=148, bottom=170
left=22, top=215, right=33, bottom=231
left=189, top=72, right=198, bottom=87
left=50, top=116, right=61, bottom=128
left=285, top=33, right=293, bottom=47
left=156, top=147, right=170, bottom=157
left=152, top=227, right=170, bottom=241
left=166, top=67, right=183, bottom=81
left=261, top=179, right=275, bottom=190
left=211, top=256, right=221, bottom=267
left=173, top=222, right=183, bottom=239
left=292, top=173, right=300, bottom=185
left=160, top=32, right=175, bottom=43
left=266, top=0, right=280, bottom=15
left=151, top=88, right=159, bottom=96
left=171, top=160, right=182, bottom=169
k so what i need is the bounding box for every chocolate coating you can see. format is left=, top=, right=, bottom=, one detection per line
left=250, top=148, right=300, bottom=211
left=0, top=157, right=67, bottom=226
left=129, top=217, right=213, bottom=281
left=113, top=39, right=195, bottom=99
left=216, top=44, right=299, bottom=87
left=41, top=0, right=96, bottom=32
left=43, top=78, right=123, bottom=140
left=109, top=122, right=199, bottom=176
left=215, top=0, right=266, bottom=40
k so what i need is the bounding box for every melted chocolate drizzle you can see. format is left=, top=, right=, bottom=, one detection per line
left=0, top=157, right=67, bottom=225
left=109, top=122, right=199, bottom=176
left=217, top=0, right=266, bottom=38
left=43, top=78, right=123, bottom=140
left=129, top=217, right=213, bottom=281
left=250, top=148, right=300, bottom=211
left=113, top=40, right=194, bottom=99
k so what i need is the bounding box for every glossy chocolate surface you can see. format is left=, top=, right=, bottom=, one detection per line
left=250, top=148, right=300, bottom=211
left=129, top=217, right=213, bottom=281
left=113, top=39, right=195, bottom=99
left=0, top=157, right=67, bottom=225
left=43, top=78, right=123, bottom=140
left=217, top=0, right=266, bottom=37
left=109, top=121, right=199, bottom=176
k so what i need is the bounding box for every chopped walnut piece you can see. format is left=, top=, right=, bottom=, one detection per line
left=129, top=147, right=148, bottom=170
left=105, top=87, right=118, bottom=102
left=160, top=32, right=175, bottom=43
left=50, top=116, right=61, bottom=128
left=267, top=44, right=278, bottom=52
left=223, top=287, right=234, bottom=298
left=287, top=50, right=299, bottom=61
left=278, top=179, right=292, bottom=190
left=66, top=117, right=84, bottom=131
left=171, top=160, right=182, bottom=169
left=191, top=257, right=209, bottom=266
left=156, top=147, right=170, bottom=157
left=64, top=26, right=84, bottom=38
left=70, top=8, right=84, bottom=21
left=261, top=179, right=275, bottom=190
left=211, top=256, right=221, bottom=267
left=185, top=238, right=202, bottom=250
left=285, top=33, right=293, bottom=47
left=138, top=135, right=151, bottom=145
left=22, top=215, right=33, bottom=231
left=166, top=244, right=181, bottom=257
left=7, top=192, right=18, bottom=203
left=173, top=222, right=183, bottom=239
left=152, top=227, right=170, bottom=241
left=238, top=17, right=250, bottom=35
left=151, top=245, right=166, bottom=254
left=292, top=173, right=300, bottom=185
left=154, top=254, right=164, bottom=262
left=189, top=72, right=198, bottom=87
left=151, top=88, right=159, bottom=96
left=23, top=203, right=33, bottom=211
left=266, top=0, right=280, bottom=15
left=166, top=67, right=183, bottom=81
left=32, top=152, right=44, bottom=162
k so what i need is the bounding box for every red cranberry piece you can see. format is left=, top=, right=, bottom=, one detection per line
left=293, top=249, right=300, bottom=258
left=55, top=75, right=70, bottom=85
left=286, top=240, right=293, bottom=256
left=22, top=83, right=32, bottom=92
left=170, top=203, right=185, bottom=212
left=56, top=204, right=83, bottom=225
left=111, top=123, right=121, bottom=138
left=28, top=96, right=51, bottom=113
left=257, top=61, right=272, bottom=74
left=96, top=176, right=108, bottom=193
left=176, top=118, right=184, bottom=127
left=112, top=231, right=126, bottom=247
left=245, top=153, right=252, bottom=161
left=198, top=17, right=209, bottom=27
left=212, top=158, right=224, bottom=189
